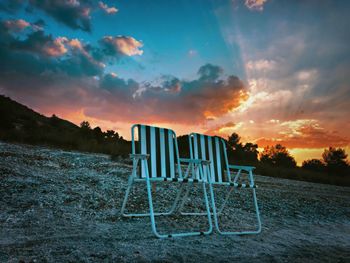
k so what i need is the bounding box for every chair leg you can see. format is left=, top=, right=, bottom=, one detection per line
left=209, top=182, right=261, bottom=235
left=121, top=177, right=186, bottom=217
left=121, top=158, right=185, bottom=217
left=121, top=174, right=135, bottom=216
left=178, top=163, right=211, bottom=216
left=145, top=161, right=213, bottom=238
left=217, top=187, right=234, bottom=215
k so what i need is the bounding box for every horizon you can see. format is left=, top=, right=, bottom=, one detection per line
left=0, top=0, right=349, bottom=165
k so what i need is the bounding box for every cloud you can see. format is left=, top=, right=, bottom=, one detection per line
left=0, top=0, right=23, bottom=13
left=10, top=30, right=68, bottom=57
left=100, top=36, right=144, bottom=57
left=0, top=25, right=106, bottom=79
left=0, top=39, right=248, bottom=126
left=3, top=19, right=30, bottom=32
left=0, top=1, right=120, bottom=32
left=0, top=20, right=144, bottom=78
left=197, top=64, right=223, bottom=80
left=204, top=122, right=236, bottom=136
left=98, top=1, right=118, bottom=14
left=255, top=119, right=349, bottom=148
left=29, top=0, right=92, bottom=32
left=221, top=2, right=350, bottom=146
left=244, top=0, right=268, bottom=11
left=0, top=18, right=246, bottom=125
left=89, top=64, right=248, bottom=124
left=246, top=59, right=276, bottom=73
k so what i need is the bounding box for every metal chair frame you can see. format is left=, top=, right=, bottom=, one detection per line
left=121, top=125, right=213, bottom=238
left=185, top=133, right=262, bottom=235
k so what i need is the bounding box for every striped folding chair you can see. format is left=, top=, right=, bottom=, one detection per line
left=185, top=133, right=261, bottom=235
left=121, top=124, right=213, bottom=238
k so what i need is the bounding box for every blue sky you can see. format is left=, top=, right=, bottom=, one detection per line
left=0, top=0, right=349, bottom=163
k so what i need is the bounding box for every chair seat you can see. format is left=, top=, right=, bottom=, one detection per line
left=211, top=181, right=257, bottom=188
left=134, top=177, right=205, bottom=183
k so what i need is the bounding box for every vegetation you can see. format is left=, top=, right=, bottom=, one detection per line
left=0, top=95, right=348, bottom=185
left=260, top=144, right=297, bottom=168
left=226, top=133, right=259, bottom=166
left=0, top=95, right=129, bottom=156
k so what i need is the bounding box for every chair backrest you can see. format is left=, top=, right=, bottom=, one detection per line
left=131, top=124, right=181, bottom=179
left=189, top=133, right=230, bottom=183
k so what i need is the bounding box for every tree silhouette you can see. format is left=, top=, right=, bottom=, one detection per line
left=226, top=133, right=258, bottom=165
left=242, top=142, right=259, bottom=164
left=322, top=147, right=349, bottom=176
left=302, top=159, right=325, bottom=173
left=260, top=144, right=296, bottom=168
left=227, top=133, right=241, bottom=150
left=80, top=121, right=91, bottom=130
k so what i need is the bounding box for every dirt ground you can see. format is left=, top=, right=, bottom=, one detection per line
left=0, top=141, right=350, bottom=262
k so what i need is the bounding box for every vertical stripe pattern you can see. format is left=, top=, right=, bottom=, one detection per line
left=136, top=125, right=178, bottom=179
left=189, top=133, right=228, bottom=183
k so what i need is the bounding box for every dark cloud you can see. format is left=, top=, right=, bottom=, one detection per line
left=197, top=63, right=223, bottom=81
left=92, top=64, right=248, bottom=124
left=0, top=21, right=105, bottom=78
left=0, top=16, right=246, bottom=126
left=11, top=30, right=68, bottom=57
left=0, top=37, right=248, bottom=125
left=0, top=0, right=23, bottom=13
left=0, top=0, right=93, bottom=32
left=0, top=19, right=144, bottom=78
left=0, top=1, right=120, bottom=32
left=33, top=18, right=45, bottom=30
left=29, top=0, right=92, bottom=32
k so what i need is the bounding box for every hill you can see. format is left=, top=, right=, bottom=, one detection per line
left=0, top=95, right=129, bottom=155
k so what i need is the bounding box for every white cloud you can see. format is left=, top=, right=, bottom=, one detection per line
left=99, top=1, right=118, bottom=14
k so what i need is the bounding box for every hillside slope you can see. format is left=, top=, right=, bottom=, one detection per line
left=0, top=95, right=129, bottom=155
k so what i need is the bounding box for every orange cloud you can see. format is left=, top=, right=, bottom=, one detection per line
left=245, top=0, right=268, bottom=11
left=92, top=66, right=248, bottom=124
left=101, top=36, right=143, bottom=56
left=255, top=119, right=349, bottom=148
left=42, top=36, right=68, bottom=57
left=205, top=122, right=236, bottom=136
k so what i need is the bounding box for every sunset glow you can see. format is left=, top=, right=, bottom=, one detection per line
left=0, top=0, right=349, bottom=165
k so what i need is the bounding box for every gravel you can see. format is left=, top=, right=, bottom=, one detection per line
left=0, top=141, right=350, bottom=262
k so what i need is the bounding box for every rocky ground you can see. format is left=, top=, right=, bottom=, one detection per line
left=0, top=141, right=349, bottom=262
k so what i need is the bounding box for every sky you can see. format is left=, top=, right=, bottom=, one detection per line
left=0, top=0, right=349, bottom=165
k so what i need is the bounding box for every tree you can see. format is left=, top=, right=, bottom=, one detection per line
left=242, top=142, right=259, bottom=164
left=227, top=133, right=242, bottom=150
left=260, top=144, right=296, bottom=168
left=302, top=159, right=325, bottom=172
left=226, top=133, right=258, bottom=164
left=322, top=147, right=349, bottom=176
left=80, top=121, right=91, bottom=130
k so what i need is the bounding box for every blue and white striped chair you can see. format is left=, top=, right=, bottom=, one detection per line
left=187, top=133, right=261, bottom=235
left=121, top=124, right=213, bottom=238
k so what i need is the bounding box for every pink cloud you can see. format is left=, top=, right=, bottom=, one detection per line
left=99, top=1, right=118, bottom=14
left=3, top=19, right=30, bottom=32
left=42, top=36, right=68, bottom=57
